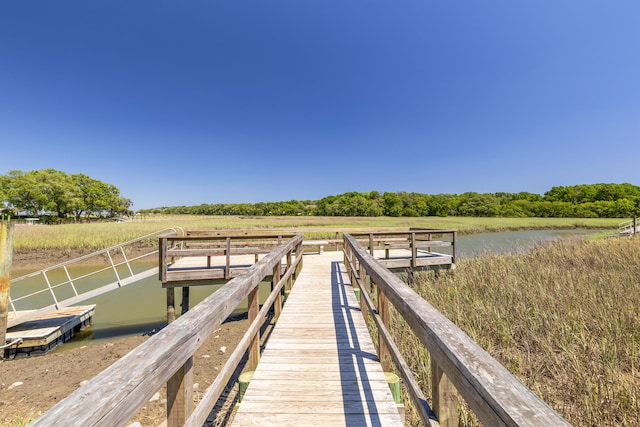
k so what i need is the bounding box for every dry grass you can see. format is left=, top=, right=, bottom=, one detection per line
left=391, top=236, right=640, bottom=426
left=11, top=215, right=619, bottom=252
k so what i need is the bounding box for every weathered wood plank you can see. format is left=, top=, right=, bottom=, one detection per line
left=231, top=252, right=403, bottom=426
left=31, top=235, right=304, bottom=427
left=236, top=400, right=401, bottom=415
left=231, top=412, right=404, bottom=426
left=344, top=233, right=571, bottom=427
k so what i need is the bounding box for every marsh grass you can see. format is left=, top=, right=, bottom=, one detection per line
left=390, top=236, right=640, bottom=426
left=11, top=215, right=619, bottom=252
left=0, top=416, right=34, bottom=427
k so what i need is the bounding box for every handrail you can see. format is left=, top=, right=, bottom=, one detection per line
left=159, top=233, right=293, bottom=283
left=30, top=234, right=303, bottom=427
left=350, top=229, right=457, bottom=268
left=343, top=233, right=571, bottom=427
left=9, top=227, right=183, bottom=326
left=619, top=217, right=639, bottom=235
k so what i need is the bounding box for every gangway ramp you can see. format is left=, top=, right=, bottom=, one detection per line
left=7, top=228, right=181, bottom=329
left=231, top=251, right=404, bottom=426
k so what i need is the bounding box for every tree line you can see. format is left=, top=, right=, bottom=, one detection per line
left=0, top=169, right=132, bottom=220
left=140, top=183, right=640, bottom=219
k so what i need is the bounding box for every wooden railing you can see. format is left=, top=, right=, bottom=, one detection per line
left=351, top=228, right=456, bottom=268
left=159, top=233, right=297, bottom=284
left=343, top=233, right=571, bottom=427
left=30, top=234, right=304, bottom=427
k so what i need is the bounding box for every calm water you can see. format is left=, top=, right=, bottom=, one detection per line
left=9, top=229, right=601, bottom=345
left=455, top=229, right=599, bottom=259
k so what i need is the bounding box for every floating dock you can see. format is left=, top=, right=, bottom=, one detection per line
left=3, top=305, right=96, bottom=359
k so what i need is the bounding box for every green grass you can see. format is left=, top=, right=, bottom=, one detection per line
left=391, top=236, right=640, bottom=426
left=0, top=416, right=34, bottom=427
left=10, top=215, right=621, bottom=252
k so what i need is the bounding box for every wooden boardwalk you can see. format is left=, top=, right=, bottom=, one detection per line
left=231, top=252, right=404, bottom=426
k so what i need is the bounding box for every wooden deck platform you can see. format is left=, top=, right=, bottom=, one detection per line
left=4, top=305, right=95, bottom=358
left=231, top=252, right=404, bottom=426
left=163, top=253, right=266, bottom=286
left=164, top=248, right=453, bottom=288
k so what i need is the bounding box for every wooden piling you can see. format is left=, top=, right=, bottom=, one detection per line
left=167, top=287, right=176, bottom=324
left=0, top=220, right=14, bottom=346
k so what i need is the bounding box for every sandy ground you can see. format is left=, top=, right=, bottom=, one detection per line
left=2, top=250, right=250, bottom=427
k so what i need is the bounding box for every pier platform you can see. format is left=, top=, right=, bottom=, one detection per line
left=4, top=305, right=95, bottom=359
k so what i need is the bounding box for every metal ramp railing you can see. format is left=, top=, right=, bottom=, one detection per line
left=619, top=217, right=639, bottom=235
left=8, top=227, right=183, bottom=328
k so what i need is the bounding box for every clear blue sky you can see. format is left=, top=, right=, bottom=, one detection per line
left=1, top=1, right=639, bottom=210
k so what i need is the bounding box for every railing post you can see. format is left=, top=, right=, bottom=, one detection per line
left=159, top=237, right=168, bottom=282
left=225, top=237, right=231, bottom=280
left=431, top=355, right=458, bottom=427
left=452, top=231, right=457, bottom=264
left=295, top=240, right=303, bottom=278
left=411, top=232, right=417, bottom=268
left=166, top=282, right=194, bottom=427
left=286, top=250, right=293, bottom=292
left=167, top=357, right=194, bottom=427
left=273, top=262, right=282, bottom=319
left=120, top=246, right=134, bottom=276
left=369, top=233, right=374, bottom=256
left=343, top=240, right=349, bottom=274
left=247, top=284, right=260, bottom=371
left=377, top=287, right=391, bottom=372
left=359, top=263, right=367, bottom=314
left=0, top=220, right=14, bottom=347
left=42, top=272, right=60, bottom=309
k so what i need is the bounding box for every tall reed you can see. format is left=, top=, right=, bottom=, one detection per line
left=391, top=236, right=640, bottom=426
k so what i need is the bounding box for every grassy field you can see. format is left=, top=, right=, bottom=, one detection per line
left=10, top=215, right=622, bottom=252
left=392, top=236, right=640, bottom=426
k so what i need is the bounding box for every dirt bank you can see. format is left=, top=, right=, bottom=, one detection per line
left=1, top=316, right=248, bottom=426
left=10, top=245, right=157, bottom=271
left=3, top=248, right=256, bottom=426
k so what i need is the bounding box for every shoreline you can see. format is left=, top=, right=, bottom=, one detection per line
left=3, top=246, right=251, bottom=426
left=1, top=315, right=249, bottom=426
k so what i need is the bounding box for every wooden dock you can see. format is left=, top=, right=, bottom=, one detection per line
left=4, top=305, right=95, bottom=358
left=231, top=252, right=404, bottom=426
left=29, top=231, right=571, bottom=427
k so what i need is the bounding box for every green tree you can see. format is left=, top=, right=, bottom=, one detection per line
left=383, top=192, right=403, bottom=217
left=36, top=168, right=77, bottom=217
left=4, top=170, right=42, bottom=215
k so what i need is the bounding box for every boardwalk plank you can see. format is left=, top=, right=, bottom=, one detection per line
left=231, top=252, right=403, bottom=426
left=231, top=412, right=404, bottom=426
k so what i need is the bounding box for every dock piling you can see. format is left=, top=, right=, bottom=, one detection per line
left=0, top=220, right=14, bottom=347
